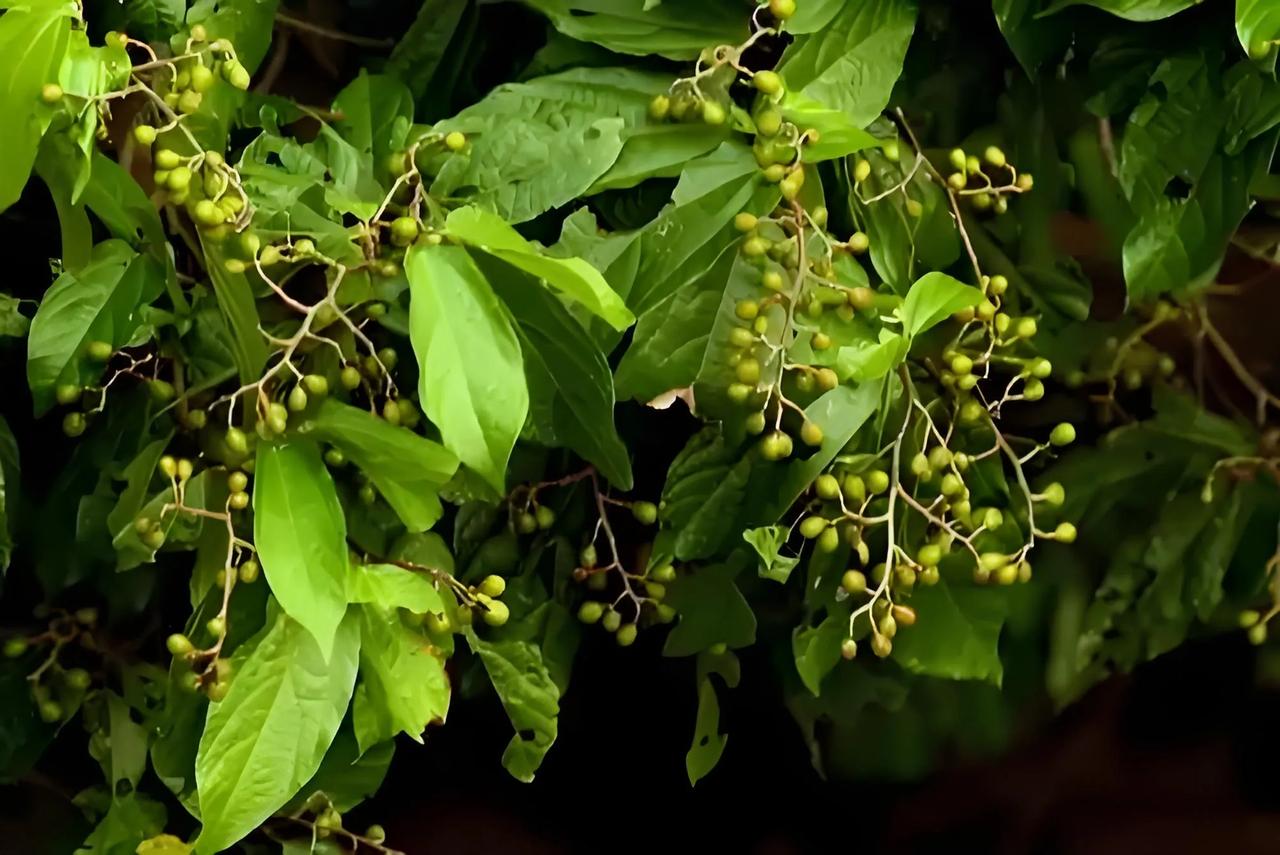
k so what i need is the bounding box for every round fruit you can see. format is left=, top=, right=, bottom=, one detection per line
left=616, top=623, right=638, bottom=646
left=760, top=430, right=793, bottom=461
left=3, top=638, right=28, bottom=658
left=479, top=574, right=506, bottom=598
left=866, top=469, right=890, bottom=494
left=601, top=608, right=622, bottom=633
left=753, top=70, right=783, bottom=95
left=87, top=340, right=113, bottom=361
left=390, top=216, right=419, bottom=246
left=648, top=95, right=670, bottom=120
left=847, top=232, right=869, bottom=254
left=632, top=501, right=658, bottom=525
left=239, top=559, right=260, bottom=583
left=701, top=101, right=726, bottom=125
left=815, top=473, right=841, bottom=501
left=445, top=131, right=467, bottom=151
left=840, top=638, right=858, bottom=660
left=577, top=601, right=604, bottom=624
left=41, top=83, right=63, bottom=103
left=62, top=412, right=86, bottom=437
left=65, top=668, right=92, bottom=690
left=39, top=700, right=63, bottom=723
left=535, top=505, right=556, bottom=530
left=1050, top=422, right=1077, bottom=446
left=1054, top=522, right=1077, bottom=543
left=229, top=491, right=250, bottom=510
left=800, top=420, right=824, bottom=446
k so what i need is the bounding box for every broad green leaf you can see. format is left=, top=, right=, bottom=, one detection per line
left=786, top=0, right=855, bottom=33
left=1116, top=54, right=1275, bottom=300
left=1041, top=0, right=1198, bottom=21
left=521, top=0, right=747, bottom=59
left=332, top=72, right=414, bottom=182
left=1237, top=0, right=1280, bottom=64
left=27, top=240, right=161, bottom=415
left=1149, top=385, right=1255, bottom=456
left=78, top=792, right=167, bottom=855
left=891, top=579, right=1008, bottom=684
left=97, top=0, right=183, bottom=41
left=0, top=294, right=28, bottom=337
left=103, top=692, right=148, bottom=796
left=686, top=677, right=726, bottom=786
left=386, top=0, right=468, bottom=99
left=0, top=1, right=71, bottom=212
left=777, top=92, right=879, bottom=162
left=289, top=729, right=393, bottom=813
left=299, top=399, right=458, bottom=532
left=854, top=149, right=960, bottom=294
left=352, top=605, right=450, bottom=752
left=663, top=560, right=756, bottom=657
left=348, top=564, right=445, bottom=615
left=482, top=257, right=633, bottom=489
left=758, top=382, right=883, bottom=523
left=0, top=416, right=17, bottom=573
left=778, top=0, right=918, bottom=127
left=793, top=613, right=848, bottom=696
left=185, top=0, right=279, bottom=72
left=661, top=427, right=754, bottom=562
left=590, top=124, right=729, bottom=193
left=742, top=526, right=800, bottom=584
left=194, top=610, right=360, bottom=855
left=835, top=329, right=907, bottom=382
left=994, top=0, right=1073, bottom=75
left=446, top=206, right=633, bottom=330
left=406, top=245, right=527, bottom=494
left=899, top=272, right=983, bottom=340
left=202, top=235, right=268, bottom=385
left=627, top=141, right=780, bottom=318
left=253, top=442, right=351, bottom=658
left=432, top=68, right=670, bottom=223
left=463, top=626, right=561, bottom=782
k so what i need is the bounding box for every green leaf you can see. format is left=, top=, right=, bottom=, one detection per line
left=777, top=91, right=879, bottom=162
left=27, top=240, right=161, bottom=415
left=446, top=206, right=633, bottom=330
left=854, top=149, right=960, bottom=294
left=994, top=0, right=1072, bottom=75
left=78, top=792, right=167, bottom=855
left=891, top=579, right=1008, bottom=684
left=1041, top=0, right=1198, bottom=21
left=201, top=236, right=268, bottom=385
left=686, top=676, right=726, bottom=786
left=742, top=526, right=800, bottom=584
left=194, top=610, right=360, bottom=855
left=432, top=68, right=670, bottom=223
left=792, top=613, right=848, bottom=696
left=253, top=442, right=351, bottom=658
left=778, top=0, right=918, bottom=128
left=663, top=559, right=757, bottom=656
left=0, top=416, right=18, bottom=573
left=332, top=72, right=414, bottom=182
left=1237, top=0, right=1280, bottom=64
left=289, top=729, right=393, bottom=814
left=481, top=257, right=632, bottom=489
left=348, top=564, right=445, bottom=615
left=0, top=294, right=28, bottom=337
left=463, top=626, right=561, bottom=782
left=406, top=244, right=528, bottom=494
left=352, top=604, right=450, bottom=752
left=661, top=427, right=754, bottom=562
left=386, top=0, right=468, bottom=99
left=299, top=399, right=458, bottom=532
left=521, top=0, right=747, bottom=59
left=590, top=124, right=729, bottom=193
left=834, top=329, right=907, bottom=383
left=0, top=1, right=71, bottom=212
left=899, top=272, right=983, bottom=340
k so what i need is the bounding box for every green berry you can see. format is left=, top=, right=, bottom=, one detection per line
left=799, top=516, right=828, bottom=539
left=225, top=61, right=250, bottom=90
left=769, top=0, right=796, bottom=20
left=62, top=412, right=86, bottom=437
left=800, top=420, right=824, bottom=446
left=225, top=426, right=249, bottom=455
left=340, top=365, right=362, bottom=390
left=648, top=95, right=670, bottom=120
left=206, top=617, right=225, bottom=637
left=3, top=638, right=28, bottom=658
left=815, top=473, right=841, bottom=501
left=577, top=601, right=604, bottom=624
left=40, top=83, right=63, bottom=104
left=390, top=216, right=419, bottom=247
left=865, top=470, right=890, bottom=494
left=917, top=544, right=942, bottom=567
left=1249, top=622, right=1268, bottom=646
left=984, top=146, right=1007, bottom=168
left=601, top=608, right=622, bottom=633
left=631, top=501, right=658, bottom=525
left=753, top=70, right=783, bottom=95
left=1054, top=522, right=1077, bottom=543
left=1050, top=423, right=1076, bottom=446
left=760, top=430, right=793, bottom=461
left=86, top=340, right=113, bottom=362
left=841, top=569, right=867, bottom=594
left=535, top=505, right=556, bottom=530
left=701, top=100, right=726, bottom=126
left=239, top=559, right=260, bottom=583
left=287, top=385, right=309, bottom=412
left=444, top=131, right=466, bottom=151
left=38, top=700, right=63, bottom=723
left=64, top=668, right=91, bottom=690
left=616, top=623, right=638, bottom=646
left=479, top=575, right=506, bottom=598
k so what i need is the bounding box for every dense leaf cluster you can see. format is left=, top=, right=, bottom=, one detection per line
left=0, top=0, right=1278, bottom=851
